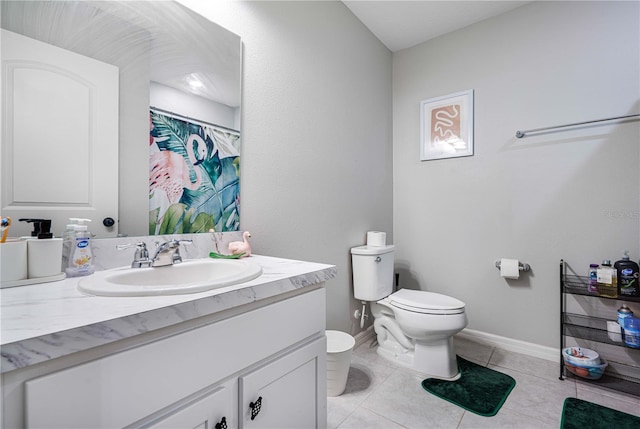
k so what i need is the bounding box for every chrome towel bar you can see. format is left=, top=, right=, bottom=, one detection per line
left=515, top=113, right=640, bottom=138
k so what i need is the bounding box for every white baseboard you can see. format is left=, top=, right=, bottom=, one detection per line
left=352, top=326, right=560, bottom=363
left=457, top=328, right=559, bottom=363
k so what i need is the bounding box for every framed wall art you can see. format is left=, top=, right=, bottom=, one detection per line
left=420, top=89, right=474, bottom=161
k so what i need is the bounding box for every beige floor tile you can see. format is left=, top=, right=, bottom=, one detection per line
left=458, top=407, right=555, bottom=429
left=576, top=382, right=640, bottom=417
left=362, top=367, right=465, bottom=429
left=328, top=341, right=638, bottom=429
left=492, top=365, right=576, bottom=427
left=337, top=407, right=407, bottom=429
left=490, top=347, right=561, bottom=382
left=454, top=336, right=493, bottom=365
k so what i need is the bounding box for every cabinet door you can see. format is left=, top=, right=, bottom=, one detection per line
left=239, top=337, right=326, bottom=429
left=143, top=380, right=237, bottom=429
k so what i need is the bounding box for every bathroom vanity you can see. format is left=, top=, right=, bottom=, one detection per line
left=1, top=253, right=335, bottom=428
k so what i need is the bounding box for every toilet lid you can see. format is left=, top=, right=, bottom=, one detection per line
left=388, top=289, right=465, bottom=315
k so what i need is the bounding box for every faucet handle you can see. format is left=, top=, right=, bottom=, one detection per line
left=116, top=242, right=147, bottom=251
left=150, top=239, right=193, bottom=267
left=171, top=239, right=192, bottom=263
left=116, top=242, right=151, bottom=268
left=153, top=239, right=192, bottom=247
left=171, top=239, right=193, bottom=246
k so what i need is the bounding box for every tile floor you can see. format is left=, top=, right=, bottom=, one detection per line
left=327, top=336, right=640, bottom=429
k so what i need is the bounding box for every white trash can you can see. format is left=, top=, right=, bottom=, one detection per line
left=326, top=330, right=355, bottom=397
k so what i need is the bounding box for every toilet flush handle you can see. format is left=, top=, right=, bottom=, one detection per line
left=375, top=256, right=381, bottom=263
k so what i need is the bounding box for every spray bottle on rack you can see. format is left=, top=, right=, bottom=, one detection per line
left=65, top=218, right=95, bottom=277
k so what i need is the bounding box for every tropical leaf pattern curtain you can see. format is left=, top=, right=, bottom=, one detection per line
left=149, top=110, right=240, bottom=234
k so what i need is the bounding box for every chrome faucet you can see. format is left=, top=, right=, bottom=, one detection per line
left=117, top=239, right=192, bottom=268
left=116, top=242, right=152, bottom=268
left=151, top=239, right=192, bottom=267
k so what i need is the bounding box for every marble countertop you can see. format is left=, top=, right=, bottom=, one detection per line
left=0, top=254, right=336, bottom=374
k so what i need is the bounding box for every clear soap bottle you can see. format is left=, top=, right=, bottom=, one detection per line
left=65, top=218, right=95, bottom=277
left=61, top=218, right=79, bottom=272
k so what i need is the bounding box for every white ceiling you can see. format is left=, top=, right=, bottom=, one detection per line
left=1, top=1, right=241, bottom=107
left=343, top=1, right=532, bottom=52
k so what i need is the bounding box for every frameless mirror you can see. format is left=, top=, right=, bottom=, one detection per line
left=1, top=0, right=242, bottom=238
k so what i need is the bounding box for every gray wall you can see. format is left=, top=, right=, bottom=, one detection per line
left=393, top=1, right=640, bottom=348
left=182, top=1, right=394, bottom=335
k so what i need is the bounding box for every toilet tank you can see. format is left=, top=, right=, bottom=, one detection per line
left=351, top=245, right=395, bottom=301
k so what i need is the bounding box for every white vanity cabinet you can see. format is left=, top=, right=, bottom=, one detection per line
left=13, top=287, right=327, bottom=428
left=140, top=338, right=326, bottom=429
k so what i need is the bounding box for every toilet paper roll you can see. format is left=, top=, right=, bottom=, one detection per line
left=366, top=231, right=386, bottom=247
left=500, top=258, right=520, bottom=279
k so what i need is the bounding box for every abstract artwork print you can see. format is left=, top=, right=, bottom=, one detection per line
left=431, top=104, right=461, bottom=147
left=420, top=90, right=474, bottom=161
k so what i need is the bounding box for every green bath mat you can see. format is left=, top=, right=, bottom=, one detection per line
left=561, top=398, right=640, bottom=429
left=421, top=356, right=516, bottom=417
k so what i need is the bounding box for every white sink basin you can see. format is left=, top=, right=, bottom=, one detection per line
left=78, top=259, right=263, bottom=297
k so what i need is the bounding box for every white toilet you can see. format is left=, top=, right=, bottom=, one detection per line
left=351, top=244, right=468, bottom=380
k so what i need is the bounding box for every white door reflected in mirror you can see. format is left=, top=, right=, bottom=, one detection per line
left=1, top=29, right=119, bottom=238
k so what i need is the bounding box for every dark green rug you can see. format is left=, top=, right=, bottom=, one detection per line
left=561, top=398, right=640, bottom=429
left=421, top=356, right=516, bottom=417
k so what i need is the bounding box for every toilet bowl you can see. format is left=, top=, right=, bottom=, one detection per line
left=351, top=244, right=468, bottom=380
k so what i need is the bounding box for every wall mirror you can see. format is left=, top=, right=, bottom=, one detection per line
left=1, top=0, right=242, bottom=238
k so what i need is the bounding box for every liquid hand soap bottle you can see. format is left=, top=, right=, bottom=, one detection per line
left=65, top=218, right=95, bottom=277
left=61, top=218, right=79, bottom=272
left=615, top=251, right=639, bottom=297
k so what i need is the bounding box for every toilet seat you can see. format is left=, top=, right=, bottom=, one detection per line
left=388, top=289, right=465, bottom=315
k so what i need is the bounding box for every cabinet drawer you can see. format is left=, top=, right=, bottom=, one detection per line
left=141, top=379, right=237, bottom=429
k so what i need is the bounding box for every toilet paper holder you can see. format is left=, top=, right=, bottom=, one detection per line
left=494, top=260, right=531, bottom=272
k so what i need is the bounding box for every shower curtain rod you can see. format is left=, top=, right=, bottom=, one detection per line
left=150, top=106, right=240, bottom=134
left=515, top=113, right=640, bottom=138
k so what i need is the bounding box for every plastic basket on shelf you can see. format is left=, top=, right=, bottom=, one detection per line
left=563, top=357, right=608, bottom=380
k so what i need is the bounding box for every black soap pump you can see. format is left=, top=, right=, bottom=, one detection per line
left=36, top=219, right=53, bottom=239
left=19, top=218, right=44, bottom=237
left=19, top=218, right=54, bottom=238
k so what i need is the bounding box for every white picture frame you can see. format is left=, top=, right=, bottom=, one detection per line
left=420, top=89, right=474, bottom=161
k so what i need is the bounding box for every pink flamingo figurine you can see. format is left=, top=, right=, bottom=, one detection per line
left=228, top=231, right=252, bottom=257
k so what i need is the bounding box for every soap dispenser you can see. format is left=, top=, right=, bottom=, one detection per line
left=61, top=218, right=79, bottom=272
left=19, top=218, right=63, bottom=278
left=65, top=218, right=95, bottom=277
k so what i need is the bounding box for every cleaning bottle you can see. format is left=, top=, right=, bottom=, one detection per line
left=65, top=218, right=95, bottom=277
left=588, top=263, right=599, bottom=293
left=615, top=251, right=639, bottom=297
left=617, top=305, right=634, bottom=341
left=596, top=260, right=617, bottom=298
